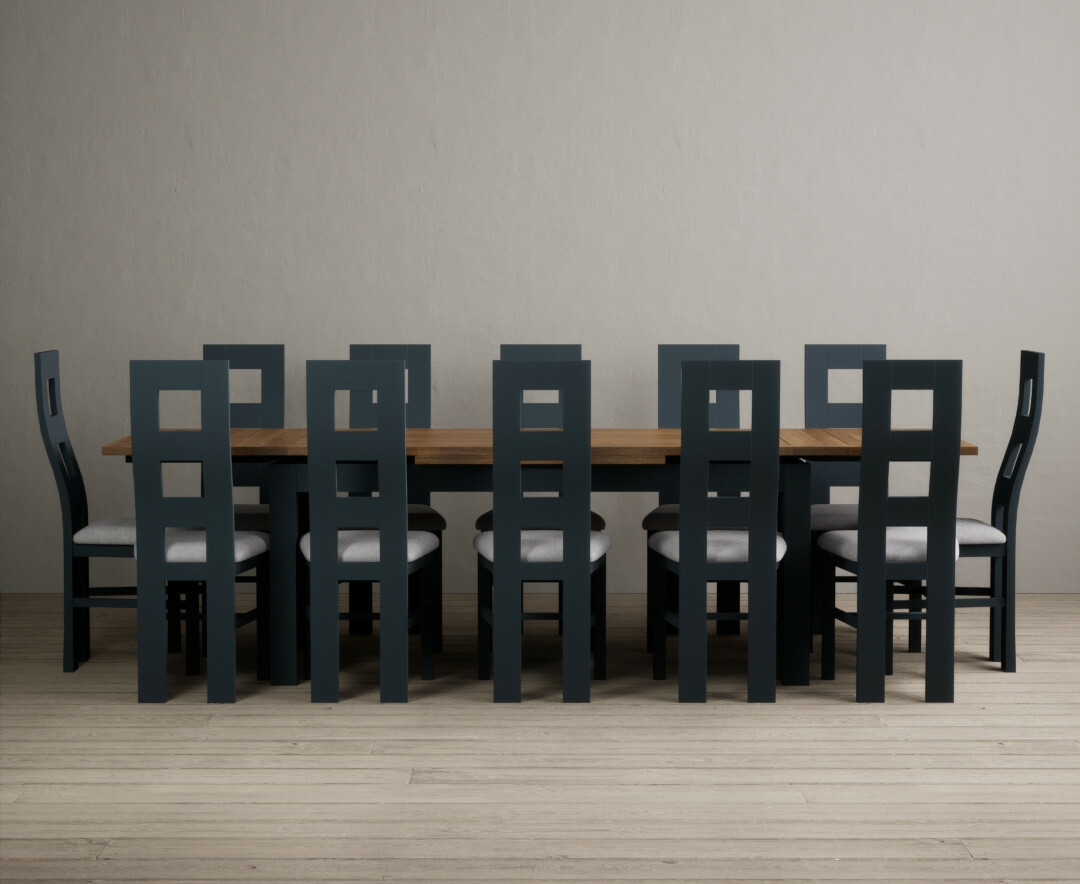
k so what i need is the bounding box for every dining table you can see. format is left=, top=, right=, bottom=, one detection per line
left=103, top=427, right=978, bottom=698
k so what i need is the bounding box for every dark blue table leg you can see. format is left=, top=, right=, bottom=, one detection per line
left=269, top=462, right=299, bottom=686
left=779, top=460, right=811, bottom=686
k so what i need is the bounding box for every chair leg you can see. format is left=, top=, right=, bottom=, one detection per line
left=989, top=553, right=1004, bottom=664
left=591, top=565, right=606, bottom=680
left=205, top=574, right=237, bottom=704
left=256, top=565, right=270, bottom=682
left=907, top=584, right=922, bottom=653
left=433, top=543, right=444, bottom=653
left=1000, top=551, right=1016, bottom=672
left=418, top=569, right=435, bottom=681
left=885, top=586, right=894, bottom=677
left=72, top=556, right=91, bottom=665
left=167, top=586, right=182, bottom=654
left=818, top=556, right=836, bottom=681
left=648, top=552, right=667, bottom=680
left=63, top=552, right=79, bottom=672
left=349, top=581, right=374, bottom=635
left=184, top=583, right=201, bottom=677
left=477, top=565, right=492, bottom=681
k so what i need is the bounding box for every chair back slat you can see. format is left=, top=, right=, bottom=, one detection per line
left=499, top=344, right=582, bottom=429
left=34, top=350, right=89, bottom=536
left=130, top=360, right=235, bottom=568
left=203, top=344, right=285, bottom=501
left=679, top=360, right=781, bottom=551
left=858, top=359, right=962, bottom=571
left=990, top=351, right=1045, bottom=533
left=305, top=360, right=408, bottom=565
left=804, top=344, right=887, bottom=506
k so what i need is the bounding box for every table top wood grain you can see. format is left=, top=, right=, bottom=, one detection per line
left=102, top=427, right=978, bottom=465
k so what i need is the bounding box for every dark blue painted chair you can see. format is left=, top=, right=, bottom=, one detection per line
left=816, top=360, right=962, bottom=702
left=475, top=359, right=609, bottom=702
left=348, top=345, right=446, bottom=649
left=35, top=350, right=140, bottom=672
left=648, top=360, right=783, bottom=703
left=642, top=345, right=741, bottom=649
left=131, top=360, right=270, bottom=703
left=902, top=351, right=1045, bottom=672
left=303, top=359, right=439, bottom=703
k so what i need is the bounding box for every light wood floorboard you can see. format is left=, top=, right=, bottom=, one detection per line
left=2, top=591, right=1079, bottom=882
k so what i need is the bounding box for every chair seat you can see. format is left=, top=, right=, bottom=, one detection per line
left=72, top=517, right=137, bottom=546
left=408, top=503, right=447, bottom=532
left=956, top=517, right=1008, bottom=546
left=299, top=530, right=440, bottom=564
left=473, top=530, right=611, bottom=564
left=648, top=529, right=787, bottom=564
left=474, top=509, right=606, bottom=531
left=155, top=528, right=269, bottom=564
left=233, top=503, right=270, bottom=532
left=641, top=503, right=680, bottom=532
left=818, top=527, right=960, bottom=563
left=810, top=503, right=860, bottom=533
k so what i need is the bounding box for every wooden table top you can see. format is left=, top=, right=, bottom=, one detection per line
left=102, top=427, right=978, bottom=465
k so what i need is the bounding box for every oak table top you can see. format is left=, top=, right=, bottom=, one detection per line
left=102, top=426, right=978, bottom=464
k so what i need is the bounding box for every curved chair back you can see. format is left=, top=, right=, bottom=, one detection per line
left=991, top=350, right=1045, bottom=534
left=804, top=344, right=887, bottom=505
left=35, top=350, right=89, bottom=537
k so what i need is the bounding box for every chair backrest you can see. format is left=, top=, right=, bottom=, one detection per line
left=657, top=345, right=740, bottom=505
left=349, top=345, right=432, bottom=429
left=499, top=344, right=582, bottom=429
left=130, top=360, right=236, bottom=569
left=991, top=350, right=1045, bottom=535
left=491, top=359, right=592, bottom=559
left=657, top=345, right=740, bottom=429
left=34, top=350, right=89, bottom=538
left=201, top=344, right=285, bottom=428
left=858, top=359, right=962, bottom=572
left=804, top=344, right=887, bottom=505
left=202, top=344, right=284, bottom=499
left=305, top=359, right=409, bottom=573
left=677, top=360, right=781, bottom=564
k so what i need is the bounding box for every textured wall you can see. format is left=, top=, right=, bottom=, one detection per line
left=3, top=0, right=1078, bottom=597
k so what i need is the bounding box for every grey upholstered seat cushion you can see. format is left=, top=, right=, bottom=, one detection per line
left=810, top=503, right=860, bottom=533
left=474, top=509, right=606, bottom=531
left=156, top=528, right=269, bottom=563
left=647, top=529, right=787, bottom=564
left=72, top=517, right=137, bottom=546
left=407, top=503, right=447, bottom=533
left=233, top=503, right=270, bottom=532
left=956, top=517, right=1008, bottom=546
left=817, top=527, right=960, bottom=563
left=641, top=503, right=680, bottom=532
left=472, top=530, right=612, bottom=564
left=299, top=530, right=440, bottom=564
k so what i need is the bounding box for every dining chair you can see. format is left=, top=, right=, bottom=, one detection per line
left=348, top=345, right=446, bottom=649
left=35, top=350, right=140, bottom=672
left=303, top=359, right=439, bottom=703
left=642, top=345, right=741, bottom=650
left=130, top=359, right=270, bottom=703
left=898, top=351, right=1045, bottom=672
left=202, top=344, right=285, bottom=532
left=648, top=359, right=783, bottom=703
left=816, top=359, right=962, bottom=702
left=474, top=358, right=609, bottom=703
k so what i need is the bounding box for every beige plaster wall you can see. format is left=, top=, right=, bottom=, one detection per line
left=2, top=0, right=1078, bottom=598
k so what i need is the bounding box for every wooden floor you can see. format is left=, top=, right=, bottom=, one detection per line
left=2, top=592, right=1079, bottom=883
